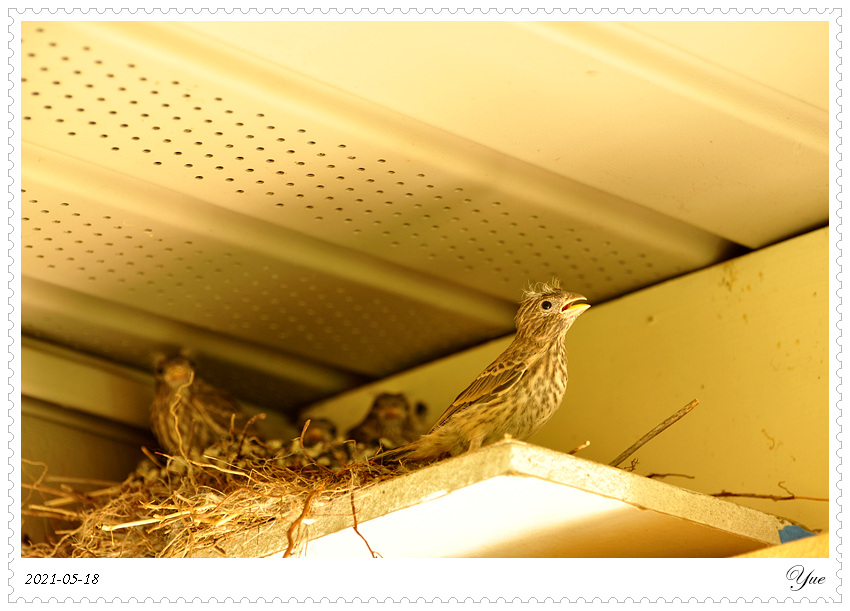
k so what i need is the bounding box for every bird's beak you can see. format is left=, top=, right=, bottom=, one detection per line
left=166, top=367, right=192, bottom=385
left=562, top=295, right=591, bottom=315
left=381, top=406, right=404, bottom=419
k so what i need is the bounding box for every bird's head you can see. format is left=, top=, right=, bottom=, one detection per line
left=515, top=280, right=590, bottom=341
left=371, top=393, right=411, bottom=421
left=155, top=356, right=195, bottom=388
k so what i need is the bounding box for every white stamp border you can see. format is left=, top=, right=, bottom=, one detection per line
left=6, top=4, right=843, bottom=604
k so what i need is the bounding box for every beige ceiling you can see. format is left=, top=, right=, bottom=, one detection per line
left=20, top=20, right=829, bottom=415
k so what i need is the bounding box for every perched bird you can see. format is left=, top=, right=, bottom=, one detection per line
left=150, top=356, right=255, bottom=459
left=346, top=393, right=425, bottom=451
left=375, top=280, right=589, bottom=464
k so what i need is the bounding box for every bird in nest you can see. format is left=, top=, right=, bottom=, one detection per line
left=346, top=392, right=427, bottom=456
left=150, top=356, right=259, bottom=460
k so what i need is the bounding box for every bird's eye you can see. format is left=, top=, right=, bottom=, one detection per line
left=541, top=300, right=553, bottom=310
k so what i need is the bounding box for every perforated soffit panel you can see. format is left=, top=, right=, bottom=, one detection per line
left=20, top=21, right=828, bottom=415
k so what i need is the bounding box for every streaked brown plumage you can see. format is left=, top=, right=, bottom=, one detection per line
left=375, top=280, right=589, bottom=464
left=346, top=393, right=425, bottom=450
left=150, top=356, right=254, bottom=459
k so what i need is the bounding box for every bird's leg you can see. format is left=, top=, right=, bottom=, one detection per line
left=467, top=433, right=485, bottom=453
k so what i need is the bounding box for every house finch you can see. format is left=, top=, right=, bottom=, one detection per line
left=375, top=280, right=589, bottom=464
left=347, top=393, right=425, bottom=450
left=150, top=356, right=256, bottom=459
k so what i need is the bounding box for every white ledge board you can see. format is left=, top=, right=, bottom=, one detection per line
left=213, top=440, right=791, bottom=558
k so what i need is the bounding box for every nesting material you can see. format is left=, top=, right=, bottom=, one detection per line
left=22, top=359, right=426, bottom=559
left=23, top=437, right=796, bottom=558
left=21, top=432, right=402, bottom=558
left=21, top=383, right=792, bottom=558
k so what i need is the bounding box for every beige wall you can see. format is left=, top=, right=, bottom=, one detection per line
left=534, top=227, right=829, bottom=533
left=308, top=227, right=830, bottom=534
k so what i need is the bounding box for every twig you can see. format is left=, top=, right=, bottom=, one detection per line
left=777, top=481, right=795, bottom=496
left=296, top=419, right=334, bottom=474
left=23, top=505, right=82, bottom=520
left=609, top=399, right=699, bottom=468
left=21, top=459, right=50, bottom=506
left=645, top=473, right=696, bottom=480
left=283, top=482, right=325, bottom=558
left=189, top=457, right=253, bottom=478
left=170, top=368, right=195, bottom=461
left=349, top=485, right=381, bottom=558
left=100, top=505, right=217, bottom=532
left=141, top=446, right=164, bottom=468
left=712, top=491, right=828, bottom=502
left=44, top=475, right=121, bottom=488
left=100, top=517, right=165, bottom=532
left=234, top=412, right=266, bottom=457
left=568, top=440, right=590, bottom=455
left=20, top=482, right=123, bottom=508
left=712, top=482, right=828, bottom=503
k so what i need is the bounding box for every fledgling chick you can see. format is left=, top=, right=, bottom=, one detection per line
left=375, top=280, right=589, bottom=464
left=150, top=356, right=257, bottom=459
left=347, top=393, right=424, bottom=452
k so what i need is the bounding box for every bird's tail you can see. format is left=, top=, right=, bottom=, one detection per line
left=370, top=437, right=444, bottom=466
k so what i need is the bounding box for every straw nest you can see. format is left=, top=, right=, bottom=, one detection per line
left=22, top=426, right=404, bottom=558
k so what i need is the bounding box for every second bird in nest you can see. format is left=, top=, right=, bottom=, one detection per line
left=346, top=392, right=427, bottom=455
left=150, top=356, right=258, bottom=459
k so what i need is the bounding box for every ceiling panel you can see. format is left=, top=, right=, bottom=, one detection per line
left=183, top=20, right=827, bottom=247
left=620, top=21, right=828, bottom=109
left=19, top=20, right=828, bottom=415
left=22, top=149, right=511, bottom=378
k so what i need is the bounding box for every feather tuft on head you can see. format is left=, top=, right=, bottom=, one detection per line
left=522, top=278, right=562, bottom=300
